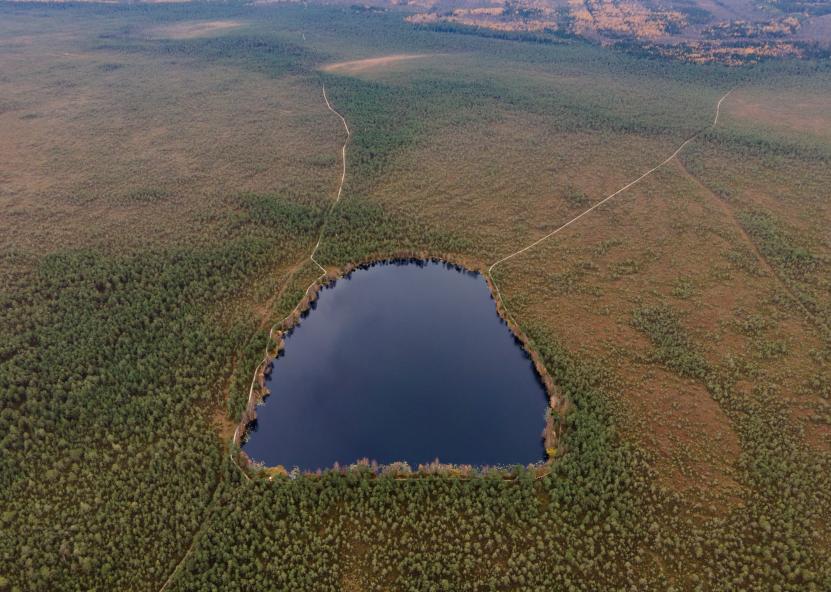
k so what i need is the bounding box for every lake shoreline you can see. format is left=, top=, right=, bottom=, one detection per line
left=232, top=253, right=564, bottom=477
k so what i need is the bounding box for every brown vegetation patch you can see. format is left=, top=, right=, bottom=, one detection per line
left=480, top=151, right=828, bottom=498
left=147, top=20, right=244, bottom=39
left=321, top=54, right=433, bottom=75
left=725, top=89, right=831, bottom=140
left=0, top=44, right=341, bottom=257
left=627, top=368, right=743, bottom=507
left=368, top=105, right=684, bottom=262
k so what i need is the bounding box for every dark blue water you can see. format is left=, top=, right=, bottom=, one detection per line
left=243, top=260, right=547, bottom=470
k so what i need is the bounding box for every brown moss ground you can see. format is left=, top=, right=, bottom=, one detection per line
left=0, top=30, right=340, bottom=259
left=349, top=68, right=831, bottom=502
left=724, top=85, right=831, bottom=144
left=4, top=5, right=829, bottom=589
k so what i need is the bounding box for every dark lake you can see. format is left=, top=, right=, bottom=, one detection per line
left=243, top=260, right=548, bottom=470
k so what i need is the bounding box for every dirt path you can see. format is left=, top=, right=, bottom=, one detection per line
left=157, top=482, right=224, bottom=592
left=156, top=82, right=349, bottom=592
left=487, top=89, right=734, bottom=324
left=675, top=158, right=828, bottom=339
left=231, top=82, right=350, bottom=451
left=675, top=159, right=778, bottom=278
left=156, top=83, right=774, bottom=592
left=256, top=258, right=315, bottom=331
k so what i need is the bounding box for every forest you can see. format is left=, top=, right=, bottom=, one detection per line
left=0, top=1, right=829, bottom=591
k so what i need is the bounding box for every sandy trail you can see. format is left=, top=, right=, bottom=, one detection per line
left=487, top=90, right=734, bottom=325
left=160, top=86, right=735, bottom=592
left=232, top=82, right=349, bottom=454
left=157, top=83, right=349, bottom=592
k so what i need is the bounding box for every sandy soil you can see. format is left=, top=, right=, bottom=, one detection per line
left=321, top=54, right=433, bottom=75
left=147, top=20, right=244, bottom=39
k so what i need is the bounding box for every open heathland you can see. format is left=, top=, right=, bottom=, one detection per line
left=0, top=2, right=829, bottom=591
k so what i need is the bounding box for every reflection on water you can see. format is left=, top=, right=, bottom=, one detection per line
left=243, top=260, right=547, bottom=470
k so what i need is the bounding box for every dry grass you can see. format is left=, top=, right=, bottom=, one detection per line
left=370, top=123, right=686, bottom=259
left=321, top=53, right=434, bottom=75
left=351, top=63, right=831, bottom=493
left=484, top=160, right=828, bottom=493
left=724, top=87, right=831, bottom=142
left=0, top=27, right=341, bottom=259
left=146, top=19, right=245, bottom=39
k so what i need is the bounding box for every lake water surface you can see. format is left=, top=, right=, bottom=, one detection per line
left=243, top=260, right=547, bottom=470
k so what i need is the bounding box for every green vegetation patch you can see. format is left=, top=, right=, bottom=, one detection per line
left=317, top=198, right=470, bottom=265
left=95, top=30, right=322, bottom=77
left=738, top=210, right=822, bottom=280
left=0, top=188, right=319, bottom=587
left=163, top=326, right=682, bottom=591
left=232, top=192, right=324, bottom=236
left=323, top=74, right=505, bottom=191
left=632, top=303, right=709, bottom=379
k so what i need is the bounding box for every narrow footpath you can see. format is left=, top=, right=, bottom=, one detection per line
left=487, top=89, right=734, bottom=324
left=159, top=85, right=741, bottom=592
left=158, top=81, right=349, bottom=592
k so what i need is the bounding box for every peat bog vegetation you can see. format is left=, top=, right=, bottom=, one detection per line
left=0, top=1, right=830, bottom=590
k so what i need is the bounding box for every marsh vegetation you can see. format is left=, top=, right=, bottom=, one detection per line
left=0, top=2, right=829, bottom=591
